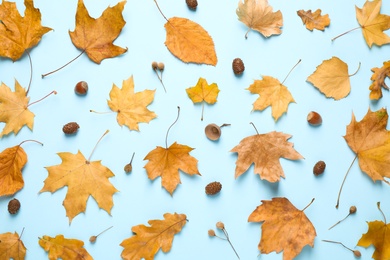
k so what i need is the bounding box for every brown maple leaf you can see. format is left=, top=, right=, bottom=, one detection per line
left=230, top=131, right=303, bottom=182
left=0, top=0, right=52, bottom=61
left=297, top=9, right=330, bottom=31
left=120, top=213, right=187, bottom=260
left=107, top=75, right=157, bottom=131
left=248, top=197, right=316, bottom=260
left=39, top=235, right=93, bottom=260
left=236, top=0, right=283, bottom=38
left=369, top=60, right=390, bottom=100
left=69, top=0, right=127, bottom=64
left=0, top=231, right=26, bottom=260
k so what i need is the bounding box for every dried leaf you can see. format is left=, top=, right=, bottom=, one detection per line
left=144, top=142, right=200, bottom=195
left=120, top=213, right=187, bottom=260
left=0, top=232, right=26, bottom=260
left=107, top=76, right=157, bottom=131
left=369, top=60, right=390, bottom=100
left=231, top=131, right=303, bottom=182
left=248, top=197, right=316, bottom=260
left=39, top=235, right=93, bottom=260
left=357, top=220, right=390, bottom=259
left=165, top=17, right=217, bottom=66
left=236, top=0, right=283, bottom=38
left=69, top=0, right=127, bottom=64
left=0, top=0, right=52, bottom=61
left=297, top=9, right=330, bottom=31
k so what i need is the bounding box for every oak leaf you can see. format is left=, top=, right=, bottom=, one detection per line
left=369, top=60, right=390, bottom=100
left=39, top=235, right=93, bottom=260
left=120, top=213, right=187, bottom=260
left=230, top=131, right=303, bottom=182
left=0, top=0, right=52, bottom=61
left=40, top=150, right=118, bottom=223
left=144, top=142, right=200, bottom=195
left=356, top=0, right=390, bottom=48
left=297, top=9, right=330, bottom=31
left=236, top=0, right=283, bottom=38
left=247, top=76, right=295, bottom=121
left=0, top=231, right=26, bottom=260
left=248, top=197, right=316, bottom=260
left=165, top=17, right=217, bottom=66
left=69, top=0, right=127, bottom=64
left=107, top=76, right=157, bottom=131
left=344, top=108, right=390, bottom=184
left=357, top=220, right=390, bottom=259
left=186, top=77, right=219, bottom=121
left=307, top=57, right=358, bottom=100
left=0, top=80, right=34, bottom=138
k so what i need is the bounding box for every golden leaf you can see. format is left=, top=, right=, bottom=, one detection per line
left=39, top=235, right=93, bottom=260
left=297, top=9, right=330, bottom=31
left=0, top=232, right=26, bottom=260
left=357, top=220, right=390, bottom=259
left=369, top=60, right=390, bottom=100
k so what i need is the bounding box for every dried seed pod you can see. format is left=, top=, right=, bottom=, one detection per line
left=353, top=250, right=361, bottom=258
left=205, top=124, right=221, bottom=141
left=186, top=0, right=198, bottom=10
left=307, top=111, right=322, bottom=126
left=8, top=198, right=21, bottom=214
left=89, top=235, right=97, bottom=243
left=349, top=205, right=357, bottom=214
left=75, top=81, right=88, bottom=95
left=124, top=152, right=135, bottom=174
left=205, top=181, right=222, bottom=195
left=62, top=122, right=80, bottom=135
left=216, top=221, right=225, bottom=230
left=157, top=62, right=165, bottom=71
left=232, top=58, right=245, bottom=75
left=208, top=229, right=216, bottom=237
left=151, top=61, right=158, bottom=70
left=313, top=161, right=326, bottom=176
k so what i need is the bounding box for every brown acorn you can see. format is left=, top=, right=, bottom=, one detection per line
left=186, top=0, right=198, bottom=10
left=62, top=122, right=80, bottom=135
left=232, top=58, right=245, bottom=75
left=8, top=198, right=21, bottom=214
left=205, top=181, right=222, bottom=195
left=313, top=161, right=326, bottom=176
left=75, top=81, right=88, bottom=95
left=307, top=111, right=322, bottom=126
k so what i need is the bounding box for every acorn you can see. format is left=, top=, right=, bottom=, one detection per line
left=313, top=161, right=326, bottom=176
left=232, top=58, right=245, bottom=75
left=205, top=181, right=222, bottom=195
left=205, top=123, right=230, bottom=141
left=186, top=0, right=198, bottom=10
left=75, top=81, right=88, bottom=95
left=8, top=198, right=21, bottom=214
left=307, top=111, right=322, bottom=126
left=62, top=122, right=80, bottom=135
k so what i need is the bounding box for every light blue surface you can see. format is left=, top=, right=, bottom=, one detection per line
left=1, top=0, right=390, bottom=259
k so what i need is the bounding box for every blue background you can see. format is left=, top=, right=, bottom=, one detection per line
left=1, top=0, right=390, bottom=259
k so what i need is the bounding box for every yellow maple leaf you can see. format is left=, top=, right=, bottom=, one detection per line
left=369, top=60, right=390, bottom=100
left=39, top=235, right=93, bottom=260
left=120, top=213, right=187, bottom=260
left=236, top=0, right=283, bottom=38
left=0, top=80, right=34, bottom=138
left=69, top=0, right=127, bottom=64
left=107, top=76, right=157, bottom=131
left=0, top=232, right=26, bottom=260
left=0, top=0, right=52, bottom=61
left=186, top=77, right=219, bottom=121
left=297, top=9, right=330, bottom=31
left=248, top=197, right=316, bottom=260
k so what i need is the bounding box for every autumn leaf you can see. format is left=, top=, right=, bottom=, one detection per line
left=120, top=213, right=187, bottom=260
left=69, top=0, right=127, bottom=64
left=297, top=9, right=330, bottom=31
left=231, top=130, right=303, bottom=182
left=0, top=231, right=26, bottom=260
left=307, top=57, right=360, bottom=100
left=186, top=77, right=219, bottom=121
left=236, top=0, right=283, bottom=38
left=369, top=60, right=390, bottom=100
left=0, top=0, right=52, bottom=61
left=106, top=75, right=157, bottom=131
left=39, top=235, right=93, bottom=260
left=248, top=197, right=316, bottom=260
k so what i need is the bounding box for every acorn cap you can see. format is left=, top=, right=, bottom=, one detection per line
left=205, top=124, right=221, bottom=141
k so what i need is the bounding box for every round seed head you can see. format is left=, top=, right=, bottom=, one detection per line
left=157, top=62, right=165, bottom=71
left=216, top=221, right=225, bottom=230
left=205, top=124, right=221, bottom=141
left=89, top=236, right=97, bottom=243
left=349, top=206, right=357, bottom=214
left=208, top=229, right=216, bottom=237
left=353, top=250, right=361, bottom=258
left=152, top=61, right=158, bottom=70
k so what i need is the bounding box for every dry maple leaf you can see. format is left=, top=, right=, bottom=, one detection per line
left=0, top=0, right=52, bottom=61
left=186, top=77, right=219, bottom=121
left=0, top=231, right=26, bottom=260
left=248, top=197, right=316, bottom=260
left=358, top=220, right=390, bottom=259
left=107, top=75, right=157, bottom=131
left=69, top=0, right=127, bottom=64
left=297, top=9, right=330, bottom=31
left=39, top=235, right=93, bottom=260
left=236, top=0, right=283, bottom=38
left=369, top=60, right=390, bottom=100
left=230, top=131, right=303, bottom=182
left=307, top=57, right=360, bottom=100
left=120, top=212, right=187, bottom=260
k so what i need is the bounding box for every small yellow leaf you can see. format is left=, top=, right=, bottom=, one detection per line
left=297, top=9, right=330, bottom=31
left=39, top=235, right=93, bottom=260
left=369, top=60, right=390, bottom=100
left=0, top=145, right=27, bottom=196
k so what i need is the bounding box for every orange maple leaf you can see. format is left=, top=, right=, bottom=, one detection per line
left=236, top=0, right=283, bottom=38
left=369, top=60, right=390, bottom=100
left=0, top=231, right=26, bottom=260
left=39, top=235, right=93, bottom=260
left=0, top=0, right=52, bottom=61
left=248, top=197, right=316, bottom=260
left=120, top=213, right=187, bottom=260
left=230, top=131, right=303, bottom=182
left=297, top=9, right=330, bottom=31
left=107, top=76, right=157, bottom=131
left=69, top=0, right=127, bottom=64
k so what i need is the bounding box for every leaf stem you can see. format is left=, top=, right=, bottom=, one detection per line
left=27, top=91, right=57, bottom=107
left=249, top=122, right=259, bottom=135
left=201, top=102, right=204, bottom=121
left=19, top=139, right=44, bottom=147
left=301, top=198, right=315, bottom=212
left=244, top=28, right=251, bottom=39
left=281, top=59, right=301, bottom=85
left=96, top=226, right=113, bottom=238
left=153, top=69, right=167, bottom=92
left=336, top=155, right=357, bottom=209
left=41, top=50, right=85, bottom=78
left=19, top=227, right=25, bottom=239
left=26, top=51, right=33, bottom=96
left=165, top=106, right=180, bottom=148
left=90, top=110, right=115, bottom=114
left=377, top=202, right=387, bottom=224
left=129, top=152, right=135, bottom=164
left=349, top=62, right=361, bottom=77
left=328, top=213, right=350, bottom=230
left=331, top=27, right=360, bottom=42
left=322, top=240, right=354, bottom=253
left=153, top=0, right=169, bottom=22
left=88, top=130, right=109, bottom=162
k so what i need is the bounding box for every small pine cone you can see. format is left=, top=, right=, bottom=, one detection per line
left=232, top=58, right=245, bottom=75
left=186, top=0, right=197, bottom=10
left=8, top=198, right=21, bottom=214
left=205, top=181, right=222, bottom=195
left=62, top=122, right=80, bottom=135
left=313, top=161, right=326, bottom=176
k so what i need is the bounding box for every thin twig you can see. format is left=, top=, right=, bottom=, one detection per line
left=336, top=155, right=357, bottom=209
left=42, top=50, right=85, bottom=78
left=165, top=106, right=180, bottom=148
left=26, top=51, right=33, bottom=95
